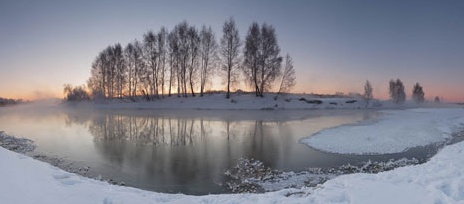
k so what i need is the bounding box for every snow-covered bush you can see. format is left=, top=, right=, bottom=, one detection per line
left=224, top=158, right=278, bottom=193
left=0, top=132, right=36, bottom=153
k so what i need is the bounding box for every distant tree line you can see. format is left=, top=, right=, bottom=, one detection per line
left=363, top=78, right=429, bottom=106
left=388, top=79, right=425, bottom=104
left=85, top=18, right=296, bottom=100
left=0, top=97, right=24, bottom=106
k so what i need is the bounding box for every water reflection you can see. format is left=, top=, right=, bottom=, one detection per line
left=72, top=109, right=372, bottom=194
left=1, top=105, right=390, bottom=195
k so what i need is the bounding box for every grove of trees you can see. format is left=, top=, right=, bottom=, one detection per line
left=86, top=18, right=296, bottom=100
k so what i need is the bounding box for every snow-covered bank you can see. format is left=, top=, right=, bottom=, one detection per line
left=302, top=108, right=464, bottom=155
left=72, top=93, right=375, bottom=110
left=310, top=139, right=464, bottom=204
left=224, top=157, right=420, bottom=193
left=62, top=93, right=462, bottom=111
left=2, top=133, right=464, bottom=203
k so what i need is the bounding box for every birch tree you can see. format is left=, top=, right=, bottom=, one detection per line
left=275, top=54, right=296, bottom=100
left=199, top=25, right=217, bottom=96
left=220, top=17, right=241, bottom=99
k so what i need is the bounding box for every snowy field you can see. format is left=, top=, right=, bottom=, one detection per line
left=302, top=108, right=464, bottom=155
left=1, top=107, right=464, bottom=203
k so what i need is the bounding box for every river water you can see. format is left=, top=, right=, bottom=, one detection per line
left=0, top=103, right=439, bottom=194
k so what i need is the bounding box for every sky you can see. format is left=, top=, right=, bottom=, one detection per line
left=0, top=0, right=463, bottom=101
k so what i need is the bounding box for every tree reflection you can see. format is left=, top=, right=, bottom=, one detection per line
left=64, top=110, right=296, bottom=194
left=89, top=114, right=203, bottom=146
left=6, top=107, right=378, bottom=194
left=85, top=112, right=285, bottom=164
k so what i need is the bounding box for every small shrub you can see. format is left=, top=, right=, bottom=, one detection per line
left=345, top=100, right=357, bottom=104
left=299, top=98, right=323, bottom=104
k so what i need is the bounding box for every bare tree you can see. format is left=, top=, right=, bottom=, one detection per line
left=187, top=25, right=200, bottom=97
left=88, top=52, right=105, bottom=98
left=174, top=21, right=190, bottom=97
left=397, top=79, right=406, bottom=104
left=199, top=25, right=218, bottom=96
left=275, top=54, right=296, bottom=100
left=124, top=42, right=136, bottom=98
left=103, top=46, right=115, bottom=98
left=167, top=29, right=179, bottom=97
left=243, top=22, right=261, bottom=96
left=88, top=45, right=124, bottom=99
left=363, top=80, right=373, bottom=107
left=243, top=23, right=282, bottom=97
left=143, top=31, right=159, bottom=99
left=132, top=40, right=144, bottom=98
left=412, top=82, right=425, bottom=104
left=124, top=40, right=144, bottom=99
left=113, top=43, right=125, bottom=99
left=220, top=17, right=241, bottom=99
left=157, top=27, right=168, bottom=98
left=257, top=23, right=282, bottom=97
left=389, top=79, right=406, bottom=104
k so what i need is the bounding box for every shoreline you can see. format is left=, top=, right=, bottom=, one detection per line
left=0, top=130, right=427, bottom=195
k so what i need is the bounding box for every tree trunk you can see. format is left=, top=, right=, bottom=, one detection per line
left=189, top=76, right=195, bottom=97
left=226, top=65, right=231, bottom=99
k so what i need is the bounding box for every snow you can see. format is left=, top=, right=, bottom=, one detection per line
left=1, top=108, right=464, bottom=203
left=302, top=108, right=464, bottom=155
left=310, top=140, right=464, bottom=204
